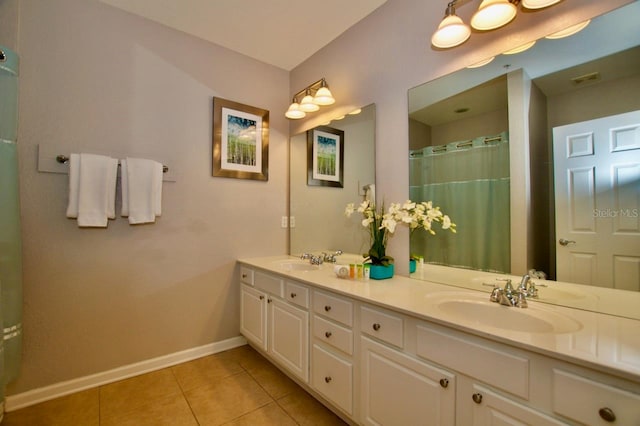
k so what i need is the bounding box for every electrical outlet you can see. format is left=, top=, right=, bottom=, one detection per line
left=289, top=216, right=296, bottom=228
left=281, top=216, right=288, bottom=228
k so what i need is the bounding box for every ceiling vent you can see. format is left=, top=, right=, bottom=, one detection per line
left=571, top=71, right=601, bottom=86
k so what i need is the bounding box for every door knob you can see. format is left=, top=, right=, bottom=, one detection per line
left=559, top=238, right=576, bottom=246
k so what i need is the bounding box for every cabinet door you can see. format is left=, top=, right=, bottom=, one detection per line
left=360, top=337, right=455, bottom=426
left=240, top=284, right=267, bottom=351
left=470, top=384, right=565, bottom=426
left=269, top=298, right=309, bottom=383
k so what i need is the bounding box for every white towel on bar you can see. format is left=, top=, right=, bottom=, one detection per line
left=121, top=157, right=163, bottom=224
left=66, top=153, right=118, bottom=227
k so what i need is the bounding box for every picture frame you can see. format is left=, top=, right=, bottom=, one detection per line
left=307, top=126, right=344, bottom=188
left=212, top=97, right=269, bottom=181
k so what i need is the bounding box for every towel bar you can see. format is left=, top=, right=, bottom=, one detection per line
left=56, top=154, right=169, bottom=173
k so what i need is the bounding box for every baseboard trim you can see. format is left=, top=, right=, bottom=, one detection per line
left=5, top=335, right=247, bottom=412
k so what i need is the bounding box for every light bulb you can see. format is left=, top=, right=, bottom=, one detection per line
left=431, top=14, right=471, bottom=48
left=299, top=94, right=320, bottom=112
left=471, top=0, right=517, bottom=31
left=314, top=86, right=335, bottom=106
left=285, top=102, right=305, bottom=119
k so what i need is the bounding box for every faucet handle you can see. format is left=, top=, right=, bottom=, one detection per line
left=515, top=290, right=528, bottom=308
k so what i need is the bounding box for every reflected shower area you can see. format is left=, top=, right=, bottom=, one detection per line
left=409, top=75, right=510, bottom=273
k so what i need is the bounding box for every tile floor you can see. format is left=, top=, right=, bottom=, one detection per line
left=3, top=345, right=348, bottom=426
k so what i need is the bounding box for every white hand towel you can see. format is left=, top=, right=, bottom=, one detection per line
left=66, top=153, right=80, bottom=218
left=66, top=153, right=118, bottom=227
left=122, top=157, right=163, bottom=224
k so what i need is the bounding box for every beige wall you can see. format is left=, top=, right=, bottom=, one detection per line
left=0, top=0, right=19, bottom=51
left=11, top=0, right=288, bottom=394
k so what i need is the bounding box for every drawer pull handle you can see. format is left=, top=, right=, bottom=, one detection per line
left=290, top=292, right=297, bottom=298
left=324, top=376, right=332, bottom=383
left=325, top=331, right=332, bottom=338
left=472, top=393, right=483, bottom=404
left=599, top=407, right=616, bottom=423
left=372, top=323, right=381, bottom=331
left=439, top=378, right=449, bottom=388
left=259, top=295, right=264, bottom=300
left=324, top=305, right=332, bottom=312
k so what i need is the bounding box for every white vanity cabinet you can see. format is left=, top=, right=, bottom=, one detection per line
left=237, top=259, right=640, bottom=426
left=311, top=290, right=355, bottom=416
left=239, top=267, right=309, bottom=383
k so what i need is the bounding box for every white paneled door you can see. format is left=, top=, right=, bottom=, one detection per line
left=553, top=110, right=640, bottom=290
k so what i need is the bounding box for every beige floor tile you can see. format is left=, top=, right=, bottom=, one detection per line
left=224, top=401, right=298, bottom=426
left=277, top=391, right=347, bottom=426
left=184, top=371, right=273, bottom=426
left=101, top=393, right=197, bottom=426
left=246, top=360, right=300, bottom=399
left=2, top=388, right=99, bottom=426
left=220, top=345, right=273, bottom=372
left=172, top=353, right=244, bottom=392
left=99, top=368, right=183, bottom=416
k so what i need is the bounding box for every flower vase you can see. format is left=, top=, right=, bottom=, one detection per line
left=409, top=259, right=417, bottom=273
left=369, top=263, right=394, bottom=280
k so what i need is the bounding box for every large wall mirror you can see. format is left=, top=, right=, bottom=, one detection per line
left=290, top=104, right=376, bottom=257
left=408, top=2, right=640, bottom=318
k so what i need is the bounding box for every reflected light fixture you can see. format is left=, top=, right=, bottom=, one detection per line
left=470, top=0, right=517, bottom=31
left=285, top=78, right=335, bottom=119
left=467, top=56, right=495, bottom=68
left=522, top=0, right=562, bottom=9
left=431, top=2, right=471, bottom=48
left=502, top=40, right=536, bottom=54
left=431, top=0, right=566, bottom=49
left=545, top=19, right=590, bottom=39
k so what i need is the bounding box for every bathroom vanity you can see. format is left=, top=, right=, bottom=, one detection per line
left=238, top=255, right=640, bottom=425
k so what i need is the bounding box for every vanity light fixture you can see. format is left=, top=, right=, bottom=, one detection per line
left=285, top=78, right=335, bottom=119
left=431, top=2, right=471, bottom=48
left=467, top=56, right=495, bottom=68
left=470, top=0, right=518, bottom=31
left=431, top=0, right=566, bottom=49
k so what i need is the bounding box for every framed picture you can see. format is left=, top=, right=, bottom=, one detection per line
left=307, top=126, right=344, bottom=187
left=212, top=97, right=269, bottom=181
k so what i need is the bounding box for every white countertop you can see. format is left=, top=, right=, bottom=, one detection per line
left=238, top=255, right=640, bottom=383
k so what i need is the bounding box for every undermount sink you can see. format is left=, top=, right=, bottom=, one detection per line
left=275, top=260, right=319, bottom=272
left=426, top=292, right=582, bottom=334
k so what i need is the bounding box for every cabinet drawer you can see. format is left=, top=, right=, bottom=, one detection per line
left=285, top=281, right=309, bottom=309
left=313, top=315, right=353, bottom=355
left=552, top=369, right=640, bottom=425
left=240, top=266, right=254, bottom=285
left=254, top=271, right=283, bottom=297
left=416, top=323, right=529, bottom=399
left=313, top=291, right=353, bottom=327
left=312, top=344, right=353, bottom=415
left=360, top=305, right=404, bottom=348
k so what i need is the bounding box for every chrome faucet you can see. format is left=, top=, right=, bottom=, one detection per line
left=300, top=252, right=325, bottom=265
left=322, top=250, right=343, bottom=263
left=484, top=279, right=528, bottom=308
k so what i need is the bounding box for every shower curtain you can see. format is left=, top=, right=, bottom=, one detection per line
left=409, top=133, right=510, bottom=273
left=0, top=45, right=23, bottom=415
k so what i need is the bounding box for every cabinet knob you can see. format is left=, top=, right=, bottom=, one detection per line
left=325, top=331, right=332, bottom=338
left=439, top=378, right=449, bottom=388
left=259, top=295, right=264, bottom=300
left=472, top=393, right=483, bottom=404
left=599, top=407, right=616, bottom=423
left=372, top=323, right=381, bottom=331
left=290, top=292, right=297, bottom=298
left=324, top=376, right=332, bottom=383
left=324, top=305, right=332, bottom=312
left=267, top=298, right=272, bottom=303
left=242, top=273, right=247, bottom=278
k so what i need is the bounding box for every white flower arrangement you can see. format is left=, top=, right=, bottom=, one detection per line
left=345, top=199, right=455, bottom=266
